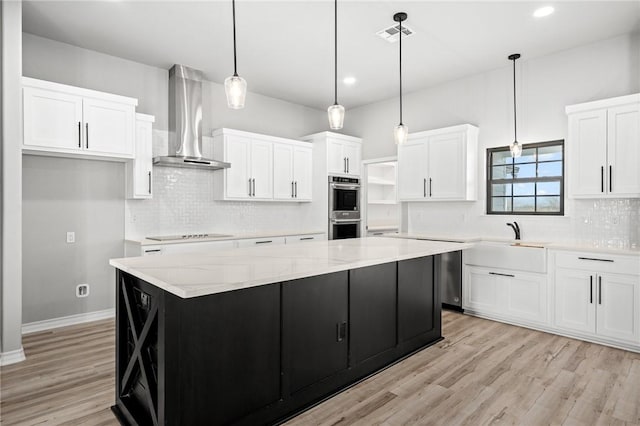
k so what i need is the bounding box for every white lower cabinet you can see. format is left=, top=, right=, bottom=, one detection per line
left=284, top=233, right=326, bottom=244
left=464, top=265, right=548, bottom=326
left=555, top=268, right=639, bottom=344
left=141, top=240, right=236, bottom=256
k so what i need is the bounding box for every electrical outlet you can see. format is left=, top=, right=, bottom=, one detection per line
left=66, top=232, right=75, bottom=243
left=76, top=284, right=89, bottom=298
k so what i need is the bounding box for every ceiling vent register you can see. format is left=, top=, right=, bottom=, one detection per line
left=376, top=24, right=414, bottom=43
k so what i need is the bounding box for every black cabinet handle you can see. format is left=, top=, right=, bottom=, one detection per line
left=253, top=178, right=256, bottom=196
left=78, top=122, right=81, bottom=148
left=590, top=275, right=593, bottom=304
left=148, top=171, right=151, bottom=194
left=294, top=181, right=297, bottom=198
left=299, top=237, right=314, bottom=241
left=255, top=240, right=272, bottom=244
left=601, top=166, right=604, bottom=193
left=599, top=276, right=602, bottom=305
left=336, top=321, right=347, bottom=342
left=609, top=165, right=612, bottom=192
left=248, top=178, right=252, bottom=196
left=429, top=178, right=433, bottom=197
left=423, top=178, right=426, bottom=197
left=578, top=257, right=614, bottom=263
left=291, top=181, right=294, bottom=198
left=144, top=249, right=161, bottom=253
left=347, top=157, right=349, bottom=173
left=85, top=123, right=89, bottom=148
left=489, top=272, right=515, bottom=278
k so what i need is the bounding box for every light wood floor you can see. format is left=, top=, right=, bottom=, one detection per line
left=2, top=312, right=639, bottom=425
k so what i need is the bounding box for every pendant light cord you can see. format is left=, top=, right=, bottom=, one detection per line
left=512, top=57, right=517, bottom=142
left=232, top=0, right=238, bottom=77
left=399, top=19, right=403, bottom=124
left=334, top=0, right=338, bottom=105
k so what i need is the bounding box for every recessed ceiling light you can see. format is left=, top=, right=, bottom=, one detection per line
left=533, top=6, right=554, bottom=18
left=343, top=76, right=357, bottom=86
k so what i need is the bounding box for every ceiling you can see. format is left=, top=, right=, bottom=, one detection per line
left=22, top=1, right=640, bottom=110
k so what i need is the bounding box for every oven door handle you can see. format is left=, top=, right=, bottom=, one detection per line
left=330, top=183, right=360, bottom=190
left=330, top=218, right=361, bottom=224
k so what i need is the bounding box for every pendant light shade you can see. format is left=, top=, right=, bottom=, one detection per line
left=226, top=0, right=247, bottom=109
left=327, top=0, right=345, bottom=129
left=508, top=53, right=521, bottom=157
left=394, top=12, right=408, bottom=145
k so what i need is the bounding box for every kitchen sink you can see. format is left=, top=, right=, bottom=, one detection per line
left=464, top=240, right=547, bottom=273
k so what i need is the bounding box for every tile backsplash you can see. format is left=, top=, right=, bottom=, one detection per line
left=574, top=199, right=640, bottom=249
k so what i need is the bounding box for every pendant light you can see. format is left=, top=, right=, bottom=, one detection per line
left=508, top=53, right=522, bottom=157
left=225, top=0, right=247, bottom=109
left=393, top=12, right=408, bottom=145
left=327, top=0, right=345, bottom=129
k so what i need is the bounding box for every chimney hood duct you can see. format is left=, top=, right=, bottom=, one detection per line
left=153, top=64, right=230, bottom=170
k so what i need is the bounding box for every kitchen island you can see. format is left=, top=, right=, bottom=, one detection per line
left=109, top=237, right=471, bottom=425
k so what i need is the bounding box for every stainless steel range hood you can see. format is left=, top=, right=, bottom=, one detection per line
left=153, top=64, right=230, bottom=170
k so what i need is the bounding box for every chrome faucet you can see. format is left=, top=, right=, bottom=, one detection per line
left=507, top=221, right=521, bottom=240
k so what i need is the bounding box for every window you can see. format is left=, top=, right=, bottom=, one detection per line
left=487, top=140, right=564, bottom=215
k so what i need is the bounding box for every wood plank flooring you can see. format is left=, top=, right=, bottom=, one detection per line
left=2, top=312, right=639, bottom=425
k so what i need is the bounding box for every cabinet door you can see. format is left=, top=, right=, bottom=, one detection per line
left=83, top=97, right=135, bottom=157
left=427, top=131, right=465, bottom=199
left=554, top=268, right=596, bottom=334
left=23, top=87, right=83, bottom=150
left=283, top=272, right=348, bottom=394
left=327, top=139, right=346, bottom=175
left=569, top=110, right=608, bottom=197
left=398, top=257, right=435, bottom=342
left=293, top=146, right=313, bottom=200
left=607, top=104, right=640, bottom=196
left=398, top=142, right=427, bottom=201
left=131, top=119, right=153, bottom=198
left=224, top=135, right=252, bottom=199
left=250, top=139, right=273, bottom=200
left=343, top=141, right=361, bottom=176
left=464, top=267, right=502, bottom=315
left=162, top=240, right=236, bottom=255
left=350, top=263, right=397, bottom=364
left=504, top=272, right=547, bottom=325
left=596, top=273, right=640, bottom=343
left=273, top=143, right=294, bottom=200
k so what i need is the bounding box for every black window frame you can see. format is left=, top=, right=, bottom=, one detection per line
left=486, top=140, right=565, bottom=216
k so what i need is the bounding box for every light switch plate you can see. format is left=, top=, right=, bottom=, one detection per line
left=66, top=232, right=75, bottom=243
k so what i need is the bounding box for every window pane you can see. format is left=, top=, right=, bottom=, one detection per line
left=537, top=196, right=561, bottom=212
left=538, top=161, right=562, bottom=177
left=492, top=183, right=512, bottom=196
left=492, top=197, right=512, bottom=212
left=514, top=148, right=536, bottom=164
left=538, top=145, right=563, bottom=162
left=513, top=197, right=535, bottom=212
left=492, top=150, right=513, bottom=166
left=537, top=181, right=561, bottom=196
left=512, top=164, right=536, bottom=179
left=513, top=183, right=535, bottom=196
left=492, top=165, right=511, bottom=179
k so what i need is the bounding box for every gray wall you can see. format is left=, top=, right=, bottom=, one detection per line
left=1, top=1, right=23, bottom=359
left=21, top=33, right=327, bottom=323
left=22, top=157, right=124, bottom=323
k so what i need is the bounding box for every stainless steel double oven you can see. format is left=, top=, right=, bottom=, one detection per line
left=328, top=176, right=361, bottom=240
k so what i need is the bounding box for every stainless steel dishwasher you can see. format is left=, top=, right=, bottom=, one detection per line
left=438, top=250, right=463, bottom=311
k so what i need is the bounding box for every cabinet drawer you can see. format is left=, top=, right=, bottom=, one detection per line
left=554, top=251, right=640, bottom=275
left=285, top=234, right=326, bottom=244
left=237, top=237, right=286, bottom=248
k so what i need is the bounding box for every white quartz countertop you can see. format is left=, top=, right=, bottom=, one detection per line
left=110, top=237, right=472, bottom=299
left=128, top=230, right=325, bottom=246
left=385, top=233, right=640, bottom=256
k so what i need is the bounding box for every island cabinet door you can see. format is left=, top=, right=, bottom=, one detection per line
left=398, top=256, right=438, bottom=344
left=349, top=262, right=397, bottom=365
left=174, top=283, right=281, bottom=426
left=283, top=271, right=349, bottom=395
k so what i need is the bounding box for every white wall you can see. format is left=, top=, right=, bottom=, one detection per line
left=343, top=33, right=640, bottom=248
left=1, top=1, right=25, bottom=364
left=21, top=34, right=328, bottom=324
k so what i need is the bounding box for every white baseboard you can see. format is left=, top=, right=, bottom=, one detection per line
left=0, top=347, right=26, bottom=366
left=22, top=308, right=115, bottom=335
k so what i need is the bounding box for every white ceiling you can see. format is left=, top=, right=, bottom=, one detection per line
left=22, top=1, right=640, bottom=110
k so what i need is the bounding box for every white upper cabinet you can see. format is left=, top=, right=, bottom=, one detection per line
left=397, top=124, right=478, bottom=202
left=213, top=128, right=312, bottom=202
left=126, top=113, right=155, bottom=199
left=22, top=77, right=137, bottom=160
left=566, top=94, right=640, bottom=198
left=327, top=138, right=361, bottom=176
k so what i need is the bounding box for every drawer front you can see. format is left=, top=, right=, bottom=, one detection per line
left=554, top=251, right=640, bottom=275
left=285, top=234, right=326, bottom=244
left=237, top=236, right=286, bottom=248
